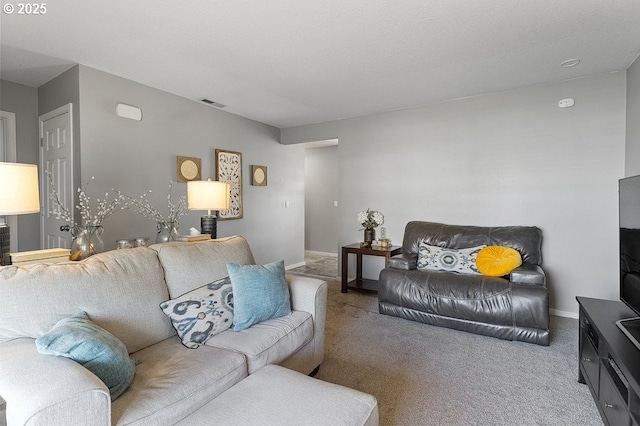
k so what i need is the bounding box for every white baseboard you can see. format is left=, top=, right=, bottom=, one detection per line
left=551, top=308, right=578, bottom=319
left=286, top=262, right=306, bottom=270
left=305, top=250, right=338, bottom=257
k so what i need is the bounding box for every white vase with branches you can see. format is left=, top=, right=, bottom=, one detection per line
left=117, top=181, right=188, bottom=243
left=47, top=173, right=130, bottom=260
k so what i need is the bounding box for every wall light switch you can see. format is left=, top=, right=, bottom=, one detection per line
left=334, top=201, right=338, bottom=207
left=284, top=200, right=290, bottom=208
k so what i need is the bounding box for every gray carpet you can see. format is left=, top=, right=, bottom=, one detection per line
left=314, top=281, right=602, bottom=426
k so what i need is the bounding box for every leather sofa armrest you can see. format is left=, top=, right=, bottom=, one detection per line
left=510, top=264, right=546, bottom=286
left=387, top=253, right=417, bottom=270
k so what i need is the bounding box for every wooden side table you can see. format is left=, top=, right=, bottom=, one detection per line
left=341, top=243, right=402, bottom=293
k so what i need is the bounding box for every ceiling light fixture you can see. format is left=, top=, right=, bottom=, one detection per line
left=561, top=59, right=580, bottom=68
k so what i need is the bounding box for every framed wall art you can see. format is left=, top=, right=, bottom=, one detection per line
left=214, top=149, right=243, bottom=220
left=176, top=156, right=201, bottom=182
left=251, top=165, right=267, bottom=186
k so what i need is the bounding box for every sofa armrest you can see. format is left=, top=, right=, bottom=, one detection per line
left=0, top=338, right=110, bottom=426
left=387, top=253, right=418, bottom=270
left=285, top=274, right=328, bottom=370
left=510, top=264, right=546, bottom=286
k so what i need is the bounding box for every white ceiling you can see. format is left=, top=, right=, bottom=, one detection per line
left=1, top=0, right=639, bottom=129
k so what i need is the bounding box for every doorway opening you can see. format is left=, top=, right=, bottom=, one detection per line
left=289, top=139, right=339, bottom=280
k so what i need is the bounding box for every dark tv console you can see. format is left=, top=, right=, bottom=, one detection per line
left=577, top=297, right=640, bottom=425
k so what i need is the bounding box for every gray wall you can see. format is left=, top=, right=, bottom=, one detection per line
left=282, top=72, right=627, bottom=316
left=76, top=65, right=305, bottom=266
left=627, top=56, right=640, bottom=176
left=305, top=145, right=338, bottom=253
left=0, top=79, right=40, bottom=251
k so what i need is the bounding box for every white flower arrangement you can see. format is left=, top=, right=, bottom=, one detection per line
left=47, top=173, right=130, bottom=230
left=358, top=209, right=384, bottom=230
left=117, top=181, right=188, bottom=225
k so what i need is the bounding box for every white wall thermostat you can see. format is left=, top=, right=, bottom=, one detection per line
left=558, top=98, right=575, bottom=108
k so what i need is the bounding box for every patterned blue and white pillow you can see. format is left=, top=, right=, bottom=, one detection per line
left=160, top=277, right=234, bottom=348
left=417, top=242, right=486, bottom=275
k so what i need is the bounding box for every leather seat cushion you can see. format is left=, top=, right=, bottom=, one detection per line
left=379, top=269, right=514, bottom=326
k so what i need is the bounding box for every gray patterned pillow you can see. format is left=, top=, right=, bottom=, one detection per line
left=160, top=277, right=234, bottom=348
left=417, top=242, right=486, bottom=275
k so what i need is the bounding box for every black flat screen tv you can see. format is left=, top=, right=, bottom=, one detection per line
left=618, top=175, right=640, bottom=350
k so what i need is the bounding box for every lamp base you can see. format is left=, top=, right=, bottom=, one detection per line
left=200, top=215, right=218, bottom=239
left=0, top=224, right=11, bottom=266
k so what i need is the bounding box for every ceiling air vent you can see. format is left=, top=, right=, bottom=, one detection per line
left=200, top=98, right=226, bottom=108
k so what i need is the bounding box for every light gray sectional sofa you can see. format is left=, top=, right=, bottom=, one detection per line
left=0, top=236, right=378, bottom=426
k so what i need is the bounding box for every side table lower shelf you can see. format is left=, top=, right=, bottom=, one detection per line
left=344, top=278, right=380, bottom=293
left=341, top=243, right=401, bottom=293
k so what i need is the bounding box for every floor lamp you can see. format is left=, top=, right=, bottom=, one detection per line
left=0, top=162, right=41, bottom=266
left=187, top=179, right=231, bottom=239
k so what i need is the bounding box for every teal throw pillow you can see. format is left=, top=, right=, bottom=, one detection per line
left=160, top=276, right=234, bottom=348
left=417, top=242, right=486, bottom=275
left=35, top=311, right=136, bottom=401
left=227, top=260, right=292, bottom=331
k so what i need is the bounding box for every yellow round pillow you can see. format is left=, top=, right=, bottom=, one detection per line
left=476, top=246, right=522, bottom=277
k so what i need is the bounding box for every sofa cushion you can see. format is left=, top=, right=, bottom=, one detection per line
left=0, top=248, right=175, bottom=354
left=227, top=260, right=292, bottom=331
left=35, top=311, right=136, bottom=401
left=152, top=236, right=256, bottom=298
left=379, top=268, right=514, bottom=325
left=476, top=245, right=522, bottom=277
left=206, top=310, right=313, bottom=374
left=417, top=242, right=485, bottom=274
left=111, top=336, right=246, bottom=426
left=160, top=277, right=234, bottom=348
left=175, top=364, right=379, bottom=426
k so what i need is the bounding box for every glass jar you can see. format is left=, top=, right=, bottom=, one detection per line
left=134, top=237, right=150, bottom=247
left=364, top=228, right=375, bottom=244
left=70, top=225, right=105, bottom=261
left=116, top=239, right=134, bottom=250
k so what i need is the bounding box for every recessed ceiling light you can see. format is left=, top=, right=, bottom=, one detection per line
left=561, top=59, right=580, bottom=68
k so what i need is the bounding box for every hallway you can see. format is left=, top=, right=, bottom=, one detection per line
left=287, top=251, right=338, bottom=280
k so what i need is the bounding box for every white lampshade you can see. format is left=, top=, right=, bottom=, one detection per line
left=0, top=162, right=40, bottom=215
left=187, top=180, right=230, bottom=213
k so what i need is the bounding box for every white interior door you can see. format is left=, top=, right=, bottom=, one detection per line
left=0, top=111, right=18, bottom=252
left=40, top=104, right=73, bottom=249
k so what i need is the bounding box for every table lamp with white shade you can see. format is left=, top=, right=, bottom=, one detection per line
left=0, top=162, right=40, bottom=266
left=187, top=179, right=230, bottom=239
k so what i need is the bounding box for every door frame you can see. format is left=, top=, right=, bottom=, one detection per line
left=0, top=111, right=18, bottom=252
left=39, top=103, right=73, bottom=249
